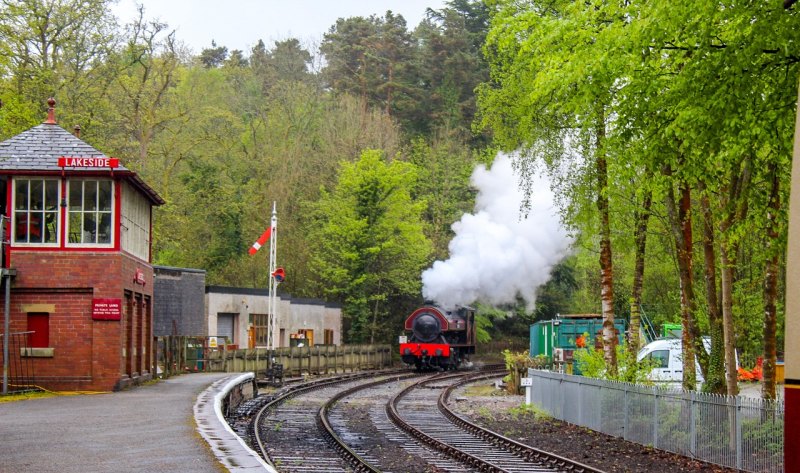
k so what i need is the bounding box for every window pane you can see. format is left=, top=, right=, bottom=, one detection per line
left=44, top=210, right=57, bottom=243
left=85, top=180, right=98, bottom=211
left=14, top=211, right=28, bottom=243
left=649, top=350, right=670, bottom=368
left=15, top=181, right=28, bottom=210
left=98, top=212, right=111, bottom=243
left=99, top=181, right=112, bottom=211
left=69, top=182, right=82, bottom=211
left=30, top=180, right=43, bottom=210
left=69, top=212, right=81, bottom=243
left=45, top=180, right=58, bottom=210
left=83, top=213, right=96, bottom=243
left=30, top=210, right=44, bottom=243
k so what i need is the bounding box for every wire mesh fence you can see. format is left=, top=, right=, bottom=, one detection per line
left=527, top=369, right=784, bottom=473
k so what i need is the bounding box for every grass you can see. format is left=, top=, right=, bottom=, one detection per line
left=463, top=383, right=505, bottom=397
left=508, top=403, right=551, bottom=421
left=0, top=390, right=57, bottom=403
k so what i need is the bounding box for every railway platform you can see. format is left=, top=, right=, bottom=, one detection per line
left=0, top=372, right=266, bottom=473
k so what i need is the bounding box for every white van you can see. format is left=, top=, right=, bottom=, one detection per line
left=637, top=338, right=713, bottom=384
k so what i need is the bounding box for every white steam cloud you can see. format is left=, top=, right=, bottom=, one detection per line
left=421, top=153, right=572, bottom=310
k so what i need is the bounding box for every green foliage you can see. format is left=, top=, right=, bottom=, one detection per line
left=306, top=150, right=432, bottom=343
left=574, top=343, right=657, bottom=385
left=533, top=258, right=579, bottom=321
left=502, top=349, right=547, bottom=394
left=741, top=415, right=784, bottom=456
left=508, top=403, right=551, bottom=421
left=0, top=0, right=791, bottom=371
left=480, top=0, right=795, bottom=389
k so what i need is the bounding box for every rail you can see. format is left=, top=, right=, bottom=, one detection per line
left=440, top=370, right=605, bottom=473
left=316, top=372, right=421, bottom=472
left=386, top=371, right=508, bottom=473
left=251, top=368, right=404, bottom=468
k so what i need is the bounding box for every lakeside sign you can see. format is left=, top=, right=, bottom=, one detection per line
left=58, top=156, right=119, bottom=168
left=92, top=298, right=122, bottom=321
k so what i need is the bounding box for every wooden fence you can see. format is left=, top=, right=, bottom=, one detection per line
left=156, top=336, right=392, bottom=378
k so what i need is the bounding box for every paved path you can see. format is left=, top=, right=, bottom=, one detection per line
left=0, top=373, right=236, bottom=473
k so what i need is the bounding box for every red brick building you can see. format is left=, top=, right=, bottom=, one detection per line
left=0, top=100, right=163, bottom=391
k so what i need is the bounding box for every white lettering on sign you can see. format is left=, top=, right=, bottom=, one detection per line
left=520, top=377, right=533, bottom=387
left=92, top=298, right=122, bottom=320
left=58, top=156, right=119, bottom=168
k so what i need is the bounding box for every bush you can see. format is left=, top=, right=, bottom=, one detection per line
left=502, top=350, right=547, bottom=394
left=574, top=343, right=657, bottom=384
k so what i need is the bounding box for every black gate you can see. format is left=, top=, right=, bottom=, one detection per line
left=2, top=331, right=36, bottom=394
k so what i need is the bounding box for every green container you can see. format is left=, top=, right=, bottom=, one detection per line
left=529, top=317, right=627, bottom=357
left=661, top=323, right=682, bottom=338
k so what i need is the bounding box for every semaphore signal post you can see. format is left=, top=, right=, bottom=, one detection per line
left=267, top=202, right=278, bottom=350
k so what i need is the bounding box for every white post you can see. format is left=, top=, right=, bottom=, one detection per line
left=267, top=203, right=278, bottom=350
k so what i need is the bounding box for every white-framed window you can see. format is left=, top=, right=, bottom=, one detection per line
left=67, top=179, right=113, bottom=245
left=120, top=182, right=151, bottom=260
left=13, top=178, right=59, bottom=245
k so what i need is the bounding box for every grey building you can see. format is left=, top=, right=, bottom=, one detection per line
left=153, top=268, right=342, bottom=348
left=153, top=266, right=207, bottom=337
left=206, top=286, right=342, bottom=349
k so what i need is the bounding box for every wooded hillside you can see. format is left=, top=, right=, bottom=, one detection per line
left=0, top=0, right=797, bottom=396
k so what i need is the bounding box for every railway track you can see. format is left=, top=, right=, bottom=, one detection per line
left=251, top=366, right=606, bottom=473
left=252, top=370, right=410, bottom=472
left=386, top=371, right=606, bottom=473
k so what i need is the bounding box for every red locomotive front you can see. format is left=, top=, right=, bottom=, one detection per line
left=400, top=305, right=475, bottom=370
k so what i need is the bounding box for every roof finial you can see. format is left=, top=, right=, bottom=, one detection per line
left=73, top=124, right=81, bottom=138
left=44, top=97, right=56, bottom=124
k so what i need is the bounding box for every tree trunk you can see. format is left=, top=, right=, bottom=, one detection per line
left=717, top=162, right=750, bottom=397
left=719, top=238, right=740, bottom=397
left=595, top=112, right=616, bottom=373
left=663, top=169, right=697, bottom=391
left=762, top=164, right=780, bottom=400
left=699, top=185, right=726, bottom=394
left=629, top=189, right=651, bottom=352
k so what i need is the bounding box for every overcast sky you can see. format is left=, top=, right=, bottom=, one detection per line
left=113, top=0, right=447, bottom=54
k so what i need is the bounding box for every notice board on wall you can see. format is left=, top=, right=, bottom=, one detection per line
left=92, top=298, right=122, bottom=320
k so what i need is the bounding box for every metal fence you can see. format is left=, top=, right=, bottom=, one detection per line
left=527, top=369, right=784, bottom=473
left=1, top=331, right=36, bottom=394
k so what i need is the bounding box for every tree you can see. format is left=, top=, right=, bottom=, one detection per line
left=306, top=150, right=431, bottom=343
left=407, top=135, right=482, bottom=260
left=0, top=0, right=118, bottom=134
left=101, top=7, right=184, bottom=172
left=478, top=0, right=624, bottom=371
left=250, top=38, right=313, bottom=94
left=199, top=40, right=227, bottom=68
left=413, top=0, right=489, bottom=139
left=615, top=0, right=798, bottom=394
left=320, top=12, right=416, bottom=125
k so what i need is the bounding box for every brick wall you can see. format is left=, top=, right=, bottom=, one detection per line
left=0, top=251, right=154, bottom=391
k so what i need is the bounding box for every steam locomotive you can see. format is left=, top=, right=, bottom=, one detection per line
left=400, top=305, right=476, bottom=370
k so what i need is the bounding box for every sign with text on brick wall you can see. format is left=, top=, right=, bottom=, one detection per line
left=92, top=298, right=122, bottom=321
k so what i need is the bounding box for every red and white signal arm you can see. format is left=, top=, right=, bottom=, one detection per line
left=272, top=267, right=286, bottom=283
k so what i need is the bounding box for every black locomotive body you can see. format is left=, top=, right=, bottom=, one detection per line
left=399, top=305, right=476, bottom=370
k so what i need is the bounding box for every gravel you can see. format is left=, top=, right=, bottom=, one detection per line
left=447, top=380, right=740, bottom=473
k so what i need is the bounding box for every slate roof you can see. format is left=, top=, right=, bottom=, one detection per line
left=0, top=123, right=129, bottom=171
left=0, top=122, right=164, bottom=205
